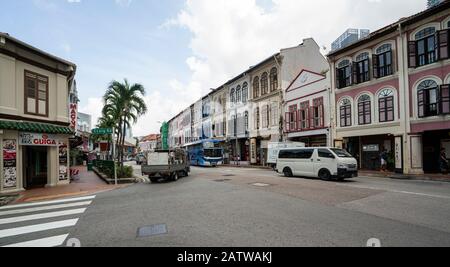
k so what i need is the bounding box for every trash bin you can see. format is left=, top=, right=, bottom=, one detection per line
left=87, top=162, right=93, bottom=171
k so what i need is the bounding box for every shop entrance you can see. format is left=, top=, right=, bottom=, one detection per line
left=23, top=146, right=48, bottom=189
left=423, top=130, right=450, bottom=173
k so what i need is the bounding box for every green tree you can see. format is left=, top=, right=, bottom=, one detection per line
left=101, top=79, right=147, bottom=165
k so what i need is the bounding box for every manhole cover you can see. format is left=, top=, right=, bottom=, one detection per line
left=137, top=224, right=168, bottom=238
left=214, top=179, right=232, bottom=182
left=252, top=183, right=271, bottom=187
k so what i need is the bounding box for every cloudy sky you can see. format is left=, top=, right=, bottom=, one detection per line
left=0, top=0, right=427, bottom=136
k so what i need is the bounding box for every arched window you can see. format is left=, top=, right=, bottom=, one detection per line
left=358, top=94, right=372, bottom=125
left=355, top=52, right=370, bottom=84
left=375, top=44, right=393, bottom=78
left=253, top=77, right=260, bottom=98
left=379, top=89, right=395, bottom=122
left=230, top=88, right=236, bottom=104
left=415, top=27, right=437, bottom=66
left=415, top=27, right=436, bottom=40
left=418, top=80, right=439, bottom=117
left=261, top=72, right=268, bottom=95
left=337, top=60, right=352, bottom=88
left=340, top=99, right=352, bottom=127
left=270, top=67, right=278, bottom=92
left=242, top=83, right=248, bottom=104
left=236, top=85, right=242, bottom=103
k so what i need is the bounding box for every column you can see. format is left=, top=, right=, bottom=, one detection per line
left=407, top=134, right=424, bottom=175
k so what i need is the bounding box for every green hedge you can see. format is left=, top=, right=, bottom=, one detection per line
left=93, top=160, right=133, bottom=178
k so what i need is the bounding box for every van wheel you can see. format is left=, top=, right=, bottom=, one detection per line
left=283, top=168, right=293, bottom=178
left=319, top=169, right=331, bottom=181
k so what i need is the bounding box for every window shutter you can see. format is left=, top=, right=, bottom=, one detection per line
left=408, top=41, right=417, bottom=68
left=438, top=30, right=449, bottom=60
left=309, top=106, right=314, bottom=129
left=293, top=110, right=298, bottom=131
left=440, top=85, right=450, bottom=114
left=418, top=90, right=425, bottom=118
left=285, top=112, right=290, bottom=132
left=319, top=104, right=324, bottom=127
left=352, top=62, right=358, bottom=85
left=336, top=68, right=341, bottom=89
left=372, top=54, right=379, bottom=79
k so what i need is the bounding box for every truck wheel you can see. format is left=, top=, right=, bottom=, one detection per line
left=150, top=177, right=159, bottom=183
left=184, top=170, right=189, bottom=177
left=172, top=172, right=179, bottom=181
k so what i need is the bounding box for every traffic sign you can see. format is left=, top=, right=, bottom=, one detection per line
left=92, top=128, right=113, bottom=135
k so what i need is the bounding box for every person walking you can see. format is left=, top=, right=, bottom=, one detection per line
left=440, top=148, right=449, bottom=174
left=380, top=148, right=388, bottom=172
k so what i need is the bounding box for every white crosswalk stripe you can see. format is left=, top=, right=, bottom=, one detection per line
left=0, top=195, right=95, bottom=247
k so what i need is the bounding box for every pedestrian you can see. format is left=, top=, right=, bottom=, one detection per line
left=440, top=148, right=449, bottom=174
left=380, top=148, right=388, bottom=172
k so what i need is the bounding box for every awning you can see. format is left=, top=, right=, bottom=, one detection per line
left=0, top=120, right=74, bottom=134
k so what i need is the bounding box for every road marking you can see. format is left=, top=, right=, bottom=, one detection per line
left=0, top=219, right=78, bottom=239
left=337, top=184, right=450, bottom=199
left=0, top=201, right=92, bottom=216
left=0, top=208, right=86, bottom=225
left=0, top=195, right=96, bottom=210
left=2, top=234, right=69, bottom=247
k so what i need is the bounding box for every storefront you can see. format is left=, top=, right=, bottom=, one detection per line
left=422, top=130, right=450, bottom=173
left=342, top=134, right=395, bottom=171
left=0, top=121, right=73, bottom=194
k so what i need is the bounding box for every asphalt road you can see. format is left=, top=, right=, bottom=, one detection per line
left=2, top=164, right=449, bottom=247
left=64, top=165, right=450, bottom=247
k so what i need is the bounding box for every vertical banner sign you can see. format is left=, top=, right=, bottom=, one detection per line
left=70, top=103, right=78, bottom=132
left=59, top=142, right=68, bottom=181
left=3, top=139, right=17, bottom=189
left=395, top=136, right=403, bottom=174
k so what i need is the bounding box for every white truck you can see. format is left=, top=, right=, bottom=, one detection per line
left=267, top=142, right=305, bottom=169
left=141, top=149, right=190, bottom=183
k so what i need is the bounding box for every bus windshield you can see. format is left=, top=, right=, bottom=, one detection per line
left=330, top=148, right=353, bottom=158
left=204, top=149, right=223, bottom=158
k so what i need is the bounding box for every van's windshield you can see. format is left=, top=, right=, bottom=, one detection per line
left=330, top=148, right=353, bottom=158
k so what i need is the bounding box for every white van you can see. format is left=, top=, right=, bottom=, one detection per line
left=267, top=142, right=305, bottom=168
left=276, top=147, right=358, bottom=181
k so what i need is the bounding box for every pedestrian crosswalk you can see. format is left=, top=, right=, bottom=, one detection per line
left=0, top=195, right=95, bottom=247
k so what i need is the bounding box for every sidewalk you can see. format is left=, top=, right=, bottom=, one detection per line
left=9, top=166, right=128, bottom=204
left=356, top=170, right=450, bottom=183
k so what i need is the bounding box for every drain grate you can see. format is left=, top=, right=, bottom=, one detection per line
left=137, top=224, right=168, bottom=238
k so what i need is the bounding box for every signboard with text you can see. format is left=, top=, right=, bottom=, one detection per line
left=92, top=128, right=113, bottom=135
left=70, top=103, right=78, bottom=131
left=19, top=133, right=58, bottom=146
left=3, top=139, right=17, bottom=189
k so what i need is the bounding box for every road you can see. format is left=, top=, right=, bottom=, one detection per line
left=1, top=164, right=450, bottom=247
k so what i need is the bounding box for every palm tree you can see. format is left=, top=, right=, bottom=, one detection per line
left=102, top=79, right=148, bottom=165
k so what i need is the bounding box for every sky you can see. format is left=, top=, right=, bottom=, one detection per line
left=0, top=0, right=427, bottom=136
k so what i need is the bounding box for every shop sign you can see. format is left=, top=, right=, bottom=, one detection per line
left=19, top=133, right=58, bottom=146
left=70, top=103, right=78, bottom=131
left=59, top=142, right=68, bottom=181
left=363, top=144, right=379, bottom=152
left=3, top=139, right=17, bottom=189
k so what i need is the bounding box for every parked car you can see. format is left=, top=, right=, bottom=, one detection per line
left=141, top=149, right=190, bottom=183
left=276, top=147, right=358, bottom=181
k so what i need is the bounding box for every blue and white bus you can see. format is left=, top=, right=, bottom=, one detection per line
left=184, top=139, right=224, bottom=167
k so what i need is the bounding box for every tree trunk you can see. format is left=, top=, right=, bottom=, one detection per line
left=121, top=118, right=127, bottom=167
